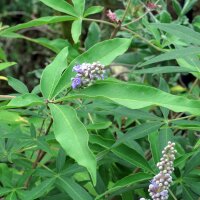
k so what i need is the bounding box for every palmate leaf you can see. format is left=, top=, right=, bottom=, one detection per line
left=49, top=104, right=96, bottom=185
left=59, top=81, right=200, bottom=116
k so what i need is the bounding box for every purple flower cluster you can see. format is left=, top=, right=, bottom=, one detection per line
left=71, top=62, right=106, bottom=89
left=140, top=141, right=176, bottom=200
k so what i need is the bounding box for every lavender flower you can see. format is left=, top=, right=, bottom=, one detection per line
left=139, top=141, right=176, bottom=200
left=71, top=62, right=106, bottom=89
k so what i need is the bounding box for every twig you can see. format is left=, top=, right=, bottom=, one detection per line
left=0, top=95, right=15, bottom=99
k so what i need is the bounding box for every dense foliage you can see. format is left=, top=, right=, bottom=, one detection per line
left=0, top=0, right=200, bottom=199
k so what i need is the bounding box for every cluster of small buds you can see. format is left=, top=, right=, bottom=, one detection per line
left=71, top=62, right=106, bottom=89
left=139, top=141, right=176, bottom=200
left=106, top=9, right=120, bottom=23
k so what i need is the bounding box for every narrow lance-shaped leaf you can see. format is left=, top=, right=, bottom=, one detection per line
left=60, top=81, right=200, bottom=116
left=96, top=173, right=152, bottom=199
left=56, top=176, right=93, bottom=200
left=39, top=0, right=78, bottom=17
left=71, top=19, right=82, bottom=43
left=0, top=62, right=16, bottom=71
left=114, top=122, right=163, bottom=146
left=8, top=76, right=29, bottom=94
left=0, top=16, right=75, bottom=36
left=140, top=47, right=200, bottom=67
left=40, top=47, right=68, bottom=99
left=52, top=38, right=131, bottom=97
left=49, top=104, right=96, bottom=185
left=72, top=0, right=85, bottom=16
left=151, top=23, right=200, bottom=45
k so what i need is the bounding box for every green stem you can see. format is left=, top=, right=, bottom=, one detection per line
left=169, top=189, right=178, bottom=200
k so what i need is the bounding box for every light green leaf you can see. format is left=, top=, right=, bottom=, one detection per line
left=151, top=23, right=200, bottom=45
left=40, top=47, right=68, bottom=99
left=5, top=94, right=43, bottom=108
left=8, top=76, right=29, bottom=94
left=181, top=0, right=198, bottom=16
left=49, top=104, right=96, bottom=185
left=56, top=176, right=93, bottom=200
left=85, top=22, right=101, bottom=49
left=0, top=16, right=75, bottom=35
left=96, top=173, right=152, bottom=199
left=72, top=0, right=85, bottom=16
left=53, top=38, right=131, bottom=96
left=0, top=62, right=16, bottom=71
left=134, top=66, right=195, bottom=74
left=71, top=19, right=82, bottom=43
left=141, top=47, right=200, bottom=67
left=60, top=81, right=200, bottom=116
left=84, top=6, right=104, bottom=17
left=86, top=121, right=112, bottom=130
left=39, top=0, right=78, bottom=17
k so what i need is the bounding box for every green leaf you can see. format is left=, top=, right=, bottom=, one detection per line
left=61, top=81, right=200, bottom=116
left=112, top=145, right=153, bottom=172
left=5, top=94, right=43, bottom=108
left=148, top=131, right=161, bottom=164
left=24, top=178, right=55, bottom=200
left=8, top=76, right=29, bottom=94
left=182, top=185, right=198, bottom=200
left=54, top=38, right=131, bottom=95
left=114, top=122, right=162, bottom=146
left=72, top=0, right=85, bottom=16
left=134, top=66, right=195, bottom=74
left=151, top=23, right=200, bottom=45
left=71, top=19, right=82, bottom=43
left=84, top=6, right=104, bottom=17
left=184, top=151, right=200, bottom=175
left=141, top=47, right=200, bottom=67
left=56, top=176, right=93, bottom=200
left=40, top=47, right=68, bottom=99
left=0, top=62, right=16, bottom=71
left=172, top=0, right=182, bottom=16
left=39, top=0, right=78, bottom=17
left=0, top=16, right=75, bottom=35
left=85, top=22, right=101, bottom=49
left=0, top=188, right=13, bottom=196
left=27, top=38, right=69, bottom=53
left=96, top=173, right=152, bottom=199
left=90, top=135, right=153, bottom=172
left=49, top=104, right=96, bottom=185
left=56, top=148, right=66, bottom=172
left=181, top=0, right=198, bottom=16
left=159, top=11, right=172, bottom=23
left=86, top=121, right=112, bottom=130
